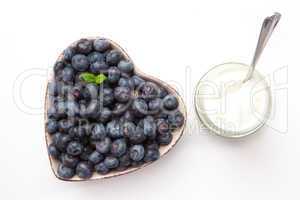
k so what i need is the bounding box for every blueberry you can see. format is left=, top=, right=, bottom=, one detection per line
left=106, top=49, right=122, bottom=65
left=111, top=139, right=127, bottom=157
left=112, top=103, right=128, bottom=116
left=80, top=100, right=99, bottom=118
left=58, top=85, right=72, bottom=98
left=88, top=151, right=104, bottom=164
left=80, top=136, right=90, bottom=147
left=157, top=132, right=173, bottom=145
left=76, top=162, right=93, bottom=179
left=163, top=95, right=179, bottom=110
left=117, top=60, right=134, bottom=73
left=95, top=162, right=109, bottom=174
left=47, top=106, right=60, bottom=119
left=121, top=121, right=136, bottom=138
left=144, top=149, right=160, bottom=162
left=57, top=164, right=75, bottom=179
left=99, top=87, right=114, bottom=106
left=86, top=99, right=100, bottom=119
left=131, top=75, right=145, bottom=88
left=80, top=90, right=91, bottom=101
left=70, top=85, right=82, bottom=100
left=63, top=47, right=75, bottom=61
left=48, top=143, right=60, bottom=159
left=167, top=110, right=184, bottom=128
left=114, top=86, right=132, bottom=103
left=56, top=89, right=67, bottom=100
left=93, top=39, right=110, bottom=52
left=99, top=107, right=112, bottom=123
left=156, top=118, right=170, bottom=134
left=148, top=98, right=162, bottom=114
left=104, top=156, right=119, bottom=169
left=120, top=72, right=131, bottom=79
left=62, top=67, right=74, bottom=83
left=138, top=117, right=157, bottom=139
left=146, top=142, right=159, bottom=150
left=78, top=104, right=87, bottom=117
left=61, top=153, right=79, bottom=168
left=54, top=71, right=63, bottom=82
left=68, top=126, right=86, bottom=138
left=144, top=115, right=155, bottom=122
left=132, top=98, right=148, bottom=117
left=48, top=81, right=59, bottom=96
left=50, top=93, right=63, bottom=103
left=158, top=87, right=168, bottom=98
left=118, top=77, right=134, bottom=89
left=90, top=123, right=106, bottom=140
left=51, top=94, right=62, bottom=105
left=54, top=101, right=66, bottom=117
left=106, top=120, right=123, bottom=138
left=120, top=111, right=134, bottom=122
left=119, top=152, right=131, bottom=168
left=107, top=67, right=121, bottom=83
left=71, top=54, right=89, bottom=71
left=129, top=145, right=145, bottom=162
left=46, top=119, right=58, bottom=134
left=54, top=61, right=65, bottom=74
left=58, top=119, right=74, bottom=133
left=95, top=137, right=112, bottom=154
left=52, top=132, right=63, bottom=146
left=84, top=83, right=98, bottom=100
left=88, top=101, right=101, bottom=118
left=65, top=62, right=72, bottom=68
left=131, top=161, right=144, bottom=167
left=80, top=146, right=93, bottom=161
left=54, top=95, right=66, bottom=104
left=138, top=81, right=160, bottom=100
left=156, top=111, right=169, bottom=119
left=76, top=39, right=93, bottom=54
left=129, top=127, right=146, bottom=144
left=47, top=96, right=56, bottom=107
left=66, top=101, right=80, bottom=117
left=66, top=141, right=83, bottom=156
left=90, top=61, right=109, bottom=73
left=88, top=52, right=104, bottom=63
left=56, top=134, right=72, bottom=152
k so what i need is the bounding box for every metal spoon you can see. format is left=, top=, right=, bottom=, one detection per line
left=243, top=12, right=281, bottom=82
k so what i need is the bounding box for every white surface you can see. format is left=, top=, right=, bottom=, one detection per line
left=0, top=1, right=296, bottom=200
left=195, top=62, right=271, bottom=137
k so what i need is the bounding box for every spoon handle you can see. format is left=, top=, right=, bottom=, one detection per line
left=244, top=12, right=281, bottom=82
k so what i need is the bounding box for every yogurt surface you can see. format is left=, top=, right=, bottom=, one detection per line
left=195, top=62, right=271, bottom=137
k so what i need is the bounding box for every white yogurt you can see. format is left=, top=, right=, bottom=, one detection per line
left=195, top=62, right=271, bottom=137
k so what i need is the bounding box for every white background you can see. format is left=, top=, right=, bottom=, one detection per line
left=0, top=0, right=297, bottom=200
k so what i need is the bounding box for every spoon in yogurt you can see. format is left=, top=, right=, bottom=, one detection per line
left=195, top=13, right=281, bottom=138
left=244, top=12, right=281, bottom=82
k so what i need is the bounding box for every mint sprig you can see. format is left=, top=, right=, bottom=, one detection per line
left=95, top=74, right=107, bottom=84
left=79, top=72, right=107, bottom=85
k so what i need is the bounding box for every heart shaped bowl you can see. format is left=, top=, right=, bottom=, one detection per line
left=45, top=37, right=187, bottom=181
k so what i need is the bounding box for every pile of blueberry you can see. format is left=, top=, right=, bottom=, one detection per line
left=46, top=38, right=185, bottom=179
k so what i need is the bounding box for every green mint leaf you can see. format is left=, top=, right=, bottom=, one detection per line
left=95, top=74, right=107, bottom=85
left=79, top=72, right=96, bottom=83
